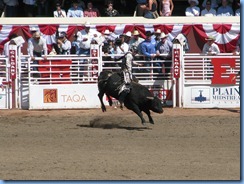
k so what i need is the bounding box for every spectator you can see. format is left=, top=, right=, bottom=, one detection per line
left=124, top=31, right=132, bottom=44
left=55, top=32, right=71, bottom=55
left=77, top=0, right=86, bottom=9
left=234, top=0, right=240, bottom=16
left=84, top=1, right=100, bottom=17
left=27, top=32, right=48, bottom=77
left=152, top=29, right=162, bottom=46
left=2, top=33, right=18, bottom=56
left=3, top=0, right=19, bottom=17
left=201, top=0, right=217, bottom=16
left=142, top=0, right=159, bottom=19
left=140, top=31, right=159, bottom=73
left=67, top=0, right=84, bottom=17
left=135, top=0, right=147, bottom=16
left=104, top=1, right=120, bottom=17
left=128, top=30, right=145, bottom=52
left=202, top=35, right=220, bottom=55
left=159, top=0, right=174, bottom=16
left=76, top=22, right=101, bottom=55
left=36, top=0, right=49, bottom=17
left=201, top=0, right=219, bottom=9
left=53, top=2, right=66, bottom=17
left=156, top=32, right=173, bottom=74
left=232, top=37, right=240, bottom=55
left=23, top=0, right=36, bottom=17
left=217, top=0, right=234, bottom=16
left=71, top=33, right=80, bottom=55
left=185, top=0, right=200, bottom=16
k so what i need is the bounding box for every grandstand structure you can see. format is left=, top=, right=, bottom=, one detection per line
left=0, top=16, right=240, bottom=109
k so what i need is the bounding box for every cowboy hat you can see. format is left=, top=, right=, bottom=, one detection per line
left=104, top=29, right=111, bottom=35
left=188, top=0, right=199, bottom=5
left=155, top=29, right=161, bottom=34
left=125, top=31, right=132, bottom=37
left=30, top=27, right=38, bottom=32
left=205, top=35, right=216, bottom=41
left=84, top=21, right=91, bottom=27
left=133, top=30, right=140, bottom=36
left=160, top=32, right=168, bottom=39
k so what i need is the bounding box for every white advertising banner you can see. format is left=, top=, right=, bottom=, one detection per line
left=0, top=88, right=7, bottom=109
left=29, top=84, right=105, bottom=109
left=183, top=85, right=240, bottom=108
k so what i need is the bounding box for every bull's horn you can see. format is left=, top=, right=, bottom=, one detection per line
left=146, top=97, right=154, bottom=100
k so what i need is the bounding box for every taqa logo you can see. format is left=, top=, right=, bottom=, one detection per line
left=43, top=89, right=58, bottom=103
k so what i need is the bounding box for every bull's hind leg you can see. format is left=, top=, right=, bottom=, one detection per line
left=106, top=94, right=113, bottom=106
left=98, top=92, right=106, bottom=112
left=143, top=109, right=154, bottom=124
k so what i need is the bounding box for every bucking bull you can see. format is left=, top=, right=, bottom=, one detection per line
left=97, top=70, right=163, bottom=125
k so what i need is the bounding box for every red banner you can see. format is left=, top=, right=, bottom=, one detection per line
left=9, top=49, right=17, bottom=80
left=173, top=48, right=180, bottom=78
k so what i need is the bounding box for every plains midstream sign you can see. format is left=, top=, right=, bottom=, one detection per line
left=183, top=86, right=240, bottom=108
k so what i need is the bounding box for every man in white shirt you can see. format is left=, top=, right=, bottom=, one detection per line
left=28, top=32, right=48, bottom=77
left=76, top=22, right=101, bottom=55
left=185, top=0, right=200, bottom=16
left=201, top=0, right=216, bottom=16
left=202, top=36, right=220, bottom=55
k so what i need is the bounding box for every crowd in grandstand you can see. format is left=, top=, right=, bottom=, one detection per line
left=0, top=0, right=240, bottom=18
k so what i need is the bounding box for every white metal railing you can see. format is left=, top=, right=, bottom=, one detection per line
left=183, top=53, right=240, bottom=84
left=19, top=53, right=172, bottom=86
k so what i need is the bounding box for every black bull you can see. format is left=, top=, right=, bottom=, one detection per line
left=97, top=71, right=164, bottom=124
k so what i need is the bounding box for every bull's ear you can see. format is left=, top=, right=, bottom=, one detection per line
left=146, top=97, right=154, bottom=100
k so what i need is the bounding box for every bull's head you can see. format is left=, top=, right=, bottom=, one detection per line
left=147, top=96, right=164, bottom=114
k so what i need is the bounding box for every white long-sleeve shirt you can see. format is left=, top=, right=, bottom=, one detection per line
left=28, top=37, right=48, bottom=57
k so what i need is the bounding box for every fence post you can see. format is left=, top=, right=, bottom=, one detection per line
left=172, top=39, right=184, bottom=108
left=8, top=36, right=25, bottom=109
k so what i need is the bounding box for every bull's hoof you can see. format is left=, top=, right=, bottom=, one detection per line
left=149, top=120, right=154, bottom=124
left=101, top=107, right=106, bottom=112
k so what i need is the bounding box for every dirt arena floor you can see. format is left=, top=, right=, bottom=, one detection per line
left=0, top=107, right=240, bottom=180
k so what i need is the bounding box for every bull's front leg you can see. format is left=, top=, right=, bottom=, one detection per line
left=98, top=92, right=106, bottom=112
left=143, top=109, right=154, bottom=124
left=126, top=102, right=146, bottom=125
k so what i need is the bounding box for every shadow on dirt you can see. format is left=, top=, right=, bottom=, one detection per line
left=213, top=108, right=240, bottom=113
left=76, top=124, right=151, bottom=131
left=76, top=116, right=152, bottom=131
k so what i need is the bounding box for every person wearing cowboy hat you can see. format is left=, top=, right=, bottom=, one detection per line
left=76, top=21, right=101, bottom=55
left=140, top=31, right=160, bottom=73
left=128, top=30, right=144, bottom=53
left=202, top=35, right=220, bottom=55
left=185, top=0, right=200, bottom=16
left=28, top=31, right=48, bottom=77
left=156, top=32, right=173, bottom=74
left=152, top=29, right=162, bottom=46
